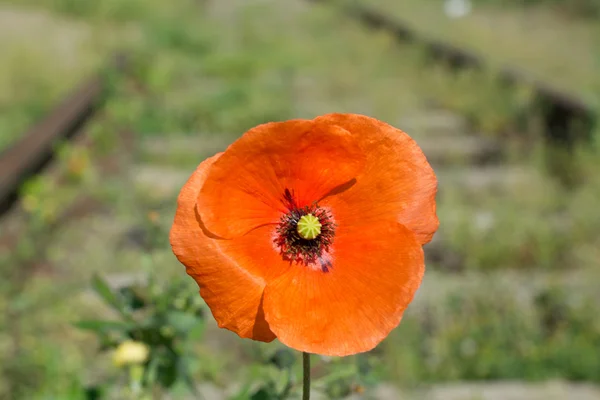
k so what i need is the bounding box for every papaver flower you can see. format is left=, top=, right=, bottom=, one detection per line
left=170, top=113, right=438, bottom=356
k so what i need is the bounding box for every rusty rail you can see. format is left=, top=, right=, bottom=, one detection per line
left=0, top=54, right=127, bottom=216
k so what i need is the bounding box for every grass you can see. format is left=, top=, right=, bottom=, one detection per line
left=384, top=269, right=600, bottom=383
left=1, top=0, right=600, bottom=398
left=348, top=0, right=600, bottom=99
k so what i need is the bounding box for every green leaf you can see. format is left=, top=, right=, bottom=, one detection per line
left=249, top=387, right=278, bottom=400
left=146, top=356, right=161, bottom=386
left=157, top=354, right=179, bottom=388
left=313, top=364, right=357, bottom=387
left=74, top=320, right=134, bottom=333
left=187, top=320, right=206, bottom=340
left=274, top=368, right=292, bottom=396
left=228, top=383, right=255, bottom=400
left=84, top=385, right=105, bottom=400
left=178, top=357, right=201, bottom=397
left=269, top=348, right=296, bottom=370
left=166, top=311, right=203, bottom=334
left=91, top=273, right=131, bottom=320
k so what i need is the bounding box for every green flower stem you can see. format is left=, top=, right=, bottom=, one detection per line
left=129, top=364, right=144, bottom=398
left=303, top=352, right=310, bottom=400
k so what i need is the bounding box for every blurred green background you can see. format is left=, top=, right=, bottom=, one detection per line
left=0, top=0, right=599, bottom=399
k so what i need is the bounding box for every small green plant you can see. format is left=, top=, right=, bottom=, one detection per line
left=76, top=274, right=206, bottom=398
left=228, top=348, right=376, bottom=399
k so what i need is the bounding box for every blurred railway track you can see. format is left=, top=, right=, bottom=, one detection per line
left=0, top=0, right=593, bottom=221
left=307, top=0, right=596, bottom=151
left=0, top=53, right=128, bottom=218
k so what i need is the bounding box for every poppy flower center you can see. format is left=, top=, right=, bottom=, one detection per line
left=273, top=189, right=335, bottom=272
left=297, top=214, right=322, bottom=239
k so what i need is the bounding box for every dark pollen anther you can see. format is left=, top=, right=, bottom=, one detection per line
left=319, top=257, right=332, bottom=273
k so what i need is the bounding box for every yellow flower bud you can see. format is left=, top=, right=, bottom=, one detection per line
left=113, top=340, right=149, bottom=368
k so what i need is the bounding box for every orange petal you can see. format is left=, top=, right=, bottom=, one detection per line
left=316, top=113, right=438, bottom=245
left=262, top=221, right=424, bottom=356
left=170, top=153, right=275, bottom=342
left=197, top=119, right=365, bottom=239
left=211, top=224, right=291, bottom=282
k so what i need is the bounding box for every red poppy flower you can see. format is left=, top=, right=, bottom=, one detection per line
left=170, top=113, right=438, bottom=356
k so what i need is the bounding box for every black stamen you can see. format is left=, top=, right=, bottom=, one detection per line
left=281, top=188, right=298, bottom=210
